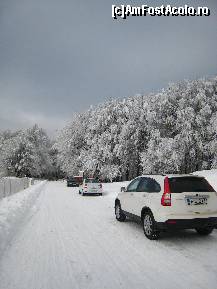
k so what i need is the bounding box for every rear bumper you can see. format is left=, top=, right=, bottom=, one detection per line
left=67, top=183, right=78, bottom=187
left=83, top=191, right=102, bottom=195
left=156, top=217, right=217, bottom=230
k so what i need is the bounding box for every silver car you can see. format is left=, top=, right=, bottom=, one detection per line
left=79, top=178, right=102, bottom=196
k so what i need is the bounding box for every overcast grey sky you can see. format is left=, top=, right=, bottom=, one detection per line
left=0, top=0, right=217, bottom=135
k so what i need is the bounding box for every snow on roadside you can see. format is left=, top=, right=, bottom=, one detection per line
left=0, top=181, right=46, bottom=256
left=102, top=181, right=129, bottom=198
left=193, top=169, right=217, bottom=191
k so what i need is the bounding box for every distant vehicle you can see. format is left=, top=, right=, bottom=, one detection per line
left=67, top=176, right=83, bottom=187
left=79, top=178, right=102, bottom=196
left=115, top=174, right=217, bottom=240
left=67, top=176, right=77, bottom=187
left=73, top=176, right=83, bottom=185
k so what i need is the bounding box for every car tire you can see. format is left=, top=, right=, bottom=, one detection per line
left=195, top=227, right=214, bottom=236
left=115, top=202, right=126, bottom=222
left=142, top=211, right=160, bottom=240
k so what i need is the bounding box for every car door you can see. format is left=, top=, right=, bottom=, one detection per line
left=120, top=177, right=141, bottom=214
left=133, top=177, right=161, bottom=216
left=131, top=177, right=150, bottom=216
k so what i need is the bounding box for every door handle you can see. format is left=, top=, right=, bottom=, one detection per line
left=143, top=194, right=147, bottom=197
left=130, top=193, right=134, bottom=196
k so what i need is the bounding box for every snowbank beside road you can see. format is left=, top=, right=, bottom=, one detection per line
left=193, top=169, right=217, bottom=191
left=102, top=181, right=129, bottom=198
left=0, top=181, right=46, bottom=256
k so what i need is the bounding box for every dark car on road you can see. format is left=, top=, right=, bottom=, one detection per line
left=67, top=176, right=78, bottom=187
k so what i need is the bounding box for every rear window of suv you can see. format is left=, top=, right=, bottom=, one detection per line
left=169, top=177, right=215, bottom=193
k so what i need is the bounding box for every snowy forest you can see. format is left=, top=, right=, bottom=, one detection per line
left=55, top=77, right=217, bottom=181
left=0, top=125, right=60, bottom=179
left=0, top=77, right=217, bottom=181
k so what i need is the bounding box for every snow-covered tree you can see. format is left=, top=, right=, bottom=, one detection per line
left=0, top=125, right=55, bottom=178
left=55, top=76, right=217, bottom=180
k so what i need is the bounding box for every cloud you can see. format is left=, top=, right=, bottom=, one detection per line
left=0, top=109, right=67, bottom=136
left=0, top=0, right=217, bottom=134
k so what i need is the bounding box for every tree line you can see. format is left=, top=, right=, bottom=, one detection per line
left=0, top=76, right=216, bottom=181
left=55, top=76, right=217, bottom=181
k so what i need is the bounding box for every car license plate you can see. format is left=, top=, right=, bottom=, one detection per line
left=185, top=196, right=208, bottom=206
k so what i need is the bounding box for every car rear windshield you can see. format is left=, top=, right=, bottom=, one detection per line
left=169, top=177, right=215, bottom=193
left=85, top=179, right=100, bottom=183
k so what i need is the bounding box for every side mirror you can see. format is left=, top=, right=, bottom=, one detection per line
left=121, top=186, right=126, bottom=192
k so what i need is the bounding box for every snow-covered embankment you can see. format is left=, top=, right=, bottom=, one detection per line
left=0, top=181, right=46, bottom=256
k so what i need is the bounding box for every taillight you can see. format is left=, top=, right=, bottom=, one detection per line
left=161, top=177, right=171, bottom=206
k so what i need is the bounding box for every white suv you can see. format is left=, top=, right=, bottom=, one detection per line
left=115, top=175, right=217, bottom=240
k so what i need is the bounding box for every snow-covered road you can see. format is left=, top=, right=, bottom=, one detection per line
left=0, top=181, right=217, bottom=289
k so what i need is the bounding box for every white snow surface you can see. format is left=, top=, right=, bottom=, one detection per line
left=0, top=181, right=46, bottom=256
left=0, top=173, right=217, bottom=289
left=193, top=169, right=217, bottom=191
